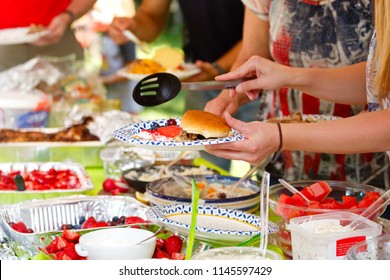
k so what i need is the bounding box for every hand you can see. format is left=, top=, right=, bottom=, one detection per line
left=215, top=55, right=291, bottom=100
left=181, top=60, right=217, bottom=82
left=204, top=112, right=280, bottom=165
left=108, top=17, right=135, bottom=45
left=204, top=89, right=240, bottom=117
left=30, top=13, right=71, bottom=46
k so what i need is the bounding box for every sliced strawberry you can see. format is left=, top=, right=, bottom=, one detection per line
left=164, top=235, right=183, bottom=256
left=153, top=247, right=171, bottom=259
left=46, top=236, right=68, bottom=254
left=125, top=216, right=146, bottom=225
left=156, top=238, right=166, bottom=249
left=62, top=229, right=80, bottom=243
left=11, top=222, right=29, bottom=233
left=171, top=252, right=185, bottom=260
left=81, top=216, right=97, bottom=229
left=55, top=250, right=72, bottom=260
left=93, top=221, right=109, bottom=228
left=63, top=243, right=80, bottom=260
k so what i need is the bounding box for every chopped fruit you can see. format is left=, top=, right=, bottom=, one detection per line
left=307, top=181, right=332, bottom=201
left=63, top=243, right=81, bottom=260
left=171, top=252, right=185, bottom=260
left=10, top=222, right=29, bottom=233
left=45, top=236, right=68, bottom=254
left=164, top=235, right=183, bottom=257
left=81, top=216, right=98, bottom=229
left=156, top=238, right=166, bottom=249
left=153, top=247, right=171, bottom=259
left=125, top=216, right=146, bottom=225
left=102, top=178, right=117, bottom=192
left=103, top=178, right=130, bottom=194
left=62, top=229, right=80, bottom=243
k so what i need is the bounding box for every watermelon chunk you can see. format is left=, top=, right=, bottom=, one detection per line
left=307, top=181, right=332, bottom=201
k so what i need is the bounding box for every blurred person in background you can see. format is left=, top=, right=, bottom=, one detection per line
left=0, top=0, right=97, bottom=71
left=90, top=0, right=142, bottom=113
left=205, top=0, right=389, bottom=188
left=108, top=0, right=260, bottom=172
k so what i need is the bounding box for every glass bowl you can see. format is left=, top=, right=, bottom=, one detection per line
left=345, top=234, right=390, bottom=260
left=269, top=180, right=385, bottom=259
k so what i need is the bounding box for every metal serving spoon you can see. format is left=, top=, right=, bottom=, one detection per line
left=132, top=72, right=253, bottom=106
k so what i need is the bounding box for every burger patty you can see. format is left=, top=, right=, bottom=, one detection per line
left=175, top=130, right=206, bottom=141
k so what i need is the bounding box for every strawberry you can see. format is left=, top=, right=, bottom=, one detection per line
left=62, top=229, right=80, bottom=243
left=156, top=238, right=166, bottom=249
left=63, top=243, right=80, bottom=260
left=102, top=178, right=117, bottom=192
left=81, top=216, right=97, bottom=229
left=125, top=216, right=146, bottom=225
left=153, top=247, right=171, bottom=259
left=164, top=235, right=183, bottom=256
left=11, top=222, right=29, bottom=233
left=93, top=221, right=109, bottom=228
left=46, top=236, right=68, bottom=254
left=171, top=252, right=185, bottom=260
left=55, top=250, right=72, bottom=260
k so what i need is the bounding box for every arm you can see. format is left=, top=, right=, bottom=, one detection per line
left=221, top=56, right=367, bottom=105
left=32, top=0, right=97, bottom=46
left=205, top=109, right=390, bottom=165
left=182, top=40, right=242, bottom=82
left=108, top=0, right=171, bottom=45
left=204, top=7, right=272, bottom=115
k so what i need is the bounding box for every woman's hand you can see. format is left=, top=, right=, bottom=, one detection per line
left=30, top=13, right=71, bottom=46
left=205, top=112, right=280, bottom=165
left=216, top=55, right=291, bottom=100
left=108, top=17, right=135, bottom=45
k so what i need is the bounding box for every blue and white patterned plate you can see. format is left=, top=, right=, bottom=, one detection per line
left=146, top=204, right=279, bottom=246
left=113, top=118, right=244, bottom=151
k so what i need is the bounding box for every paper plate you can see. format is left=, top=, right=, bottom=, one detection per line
left=0, top=27, right=49, bottom=45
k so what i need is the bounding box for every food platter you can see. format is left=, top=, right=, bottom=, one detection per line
left=146, top=204, right=279, bottom=246
left=112, top=118, right=244, bottom=151
left=0, top=27, right=49, bottom=45
left=117, top=63, right=200, bottom=81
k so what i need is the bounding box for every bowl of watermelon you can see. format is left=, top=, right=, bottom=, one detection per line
left=269, top=180, right=385, bottom=259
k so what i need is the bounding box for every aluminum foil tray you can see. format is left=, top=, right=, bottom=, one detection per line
left=0, top=162, right=95, bottom=204
left=0, top=195, right=150, bottom=259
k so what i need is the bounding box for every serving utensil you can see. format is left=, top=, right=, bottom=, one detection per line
left=349, top=188, right=390, bottom=230
left=185, top=178, right=200, bottom=260
left=133, top=72, right=253, bottom=106
left=122, top=30, right=151, bottom=54
left=134, top=226, right=164, bottom=245
left=259, top=171, right=270, bottom=258
left=278, top=179, right=311, bottom=204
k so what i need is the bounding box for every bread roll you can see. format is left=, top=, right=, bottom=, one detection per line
left=180, top=110, right=230, bottom=139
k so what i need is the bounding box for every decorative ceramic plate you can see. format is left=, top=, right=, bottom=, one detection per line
left=146, top=204, right=279, bottom=246
left=0, top=27, right=49, bottom=45
left=112, top=118, right=244, bottom=151
left=117, top=63, right=201, bottom=81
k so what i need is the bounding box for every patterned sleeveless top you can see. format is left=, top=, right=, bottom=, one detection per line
left=242, top=0, right=388, bottom=187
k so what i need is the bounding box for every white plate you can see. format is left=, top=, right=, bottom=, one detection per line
left=146, top=204, right=279, bottom=246
left=117, top=63, right=201, bottom=81
left=0, top=27, right=49, bottom=45
left=112, top=118, right=244, bottom=151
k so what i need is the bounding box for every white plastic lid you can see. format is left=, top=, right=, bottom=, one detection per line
left=0, top=92, right=42, bottom=109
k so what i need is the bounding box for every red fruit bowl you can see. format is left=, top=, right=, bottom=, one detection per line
left=269, top=180, right=386, bottom=223
left=269, top=180, right=386, bottom=259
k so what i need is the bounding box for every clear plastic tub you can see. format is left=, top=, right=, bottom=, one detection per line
left=287, top=211, right=382, bottom=260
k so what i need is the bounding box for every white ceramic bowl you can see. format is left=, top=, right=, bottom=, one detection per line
left=191, top=246, right=283, bottom=260
left=75, top=228, right=156, bottom=260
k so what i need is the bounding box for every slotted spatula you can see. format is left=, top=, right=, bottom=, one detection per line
left=133, top=72, right=253, bottom=106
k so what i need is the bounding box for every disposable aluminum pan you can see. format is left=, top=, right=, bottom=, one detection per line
left=0, top=162, right=95, bottom=204
left=0, top=195, right=150, bottom=259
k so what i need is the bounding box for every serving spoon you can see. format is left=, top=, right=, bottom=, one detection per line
left=132, top=72, right=254, bottom=106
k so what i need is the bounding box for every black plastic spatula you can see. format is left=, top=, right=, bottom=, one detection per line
left=133, top=72, right=253, bottom=106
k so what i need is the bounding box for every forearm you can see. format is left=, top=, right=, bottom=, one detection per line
left=131, top=0, right=171, bottom=42
left=282, top=109, right=390, bottom=154
left=214, top=41, right=242, bottom=73
left=287, top=62, right=367, bottom=105
left=67, top=0, right=97, bottom=20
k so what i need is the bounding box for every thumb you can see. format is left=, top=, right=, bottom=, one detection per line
left=223, top=112, right=244, bottom=131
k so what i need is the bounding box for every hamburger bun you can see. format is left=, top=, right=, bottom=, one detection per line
left=180, top=110, right=230, bottom=139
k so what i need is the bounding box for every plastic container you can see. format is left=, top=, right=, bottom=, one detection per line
left=345, top=234, right=390, bottom=260
left=0, top=92, right=50, bottom=129
left=287, top=211, right=382, bottom=260
left=191, top=246, right=283, bottom=260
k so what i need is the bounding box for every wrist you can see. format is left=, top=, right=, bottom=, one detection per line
left=61, top=10, right=76, bottom=25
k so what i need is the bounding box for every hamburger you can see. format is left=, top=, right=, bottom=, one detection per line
left=176, top=110, right=231, bottom=140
